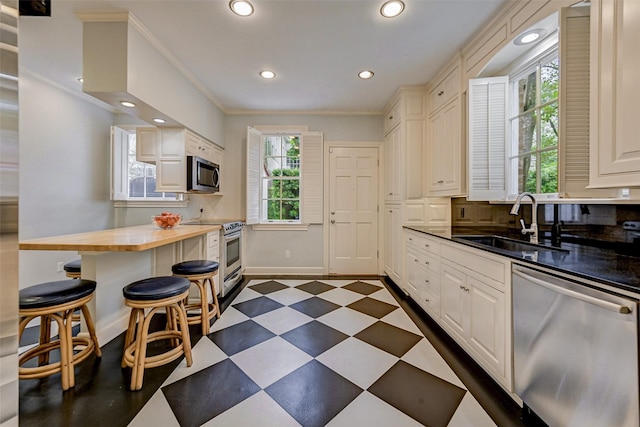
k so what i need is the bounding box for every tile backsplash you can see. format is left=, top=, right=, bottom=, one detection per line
left=451, top=198, right=640, bottom=244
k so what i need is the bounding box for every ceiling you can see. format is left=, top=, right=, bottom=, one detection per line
left=19, top=0, right=508, bottom=114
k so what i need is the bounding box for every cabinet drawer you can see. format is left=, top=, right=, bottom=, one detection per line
left=420, top=287, right=440, bottom=317
left=186, top=139, right=212, bottom=160
left=405, top=232, right=440, bottom=256
left=429, top=65, right=460, bottom=113
left=417, top=252, right=440, bottom=276
left=441, top=243, right=505, bottom=284
left=384, top=99, right=401, bottom=134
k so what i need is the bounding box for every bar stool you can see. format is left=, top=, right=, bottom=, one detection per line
left=63, top=259, right=81, bottom=279
left=18, top=279, right=101, bottom=391
left=171, top=260, right=220, bottom=335
left=121, top=276, right=193, bottom=391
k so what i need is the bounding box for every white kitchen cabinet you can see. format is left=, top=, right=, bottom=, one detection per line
left=426, top=56, right=465, bottom=196
left=405, top=230, right=441, bottom=318
left=384, top=126, right=402, bottom=202
left=383, top=204, right=402, bottom=284
left=589, top=0, right=640, bottom=188
left=136, top=127, right=222, bottom=193
left=439, top=241, right=510, bottom=389
left=206, top=230, right=221, bottom=295
left=383, top=87, right=426, bottom=202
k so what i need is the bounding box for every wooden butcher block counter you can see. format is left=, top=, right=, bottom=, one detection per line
left=19, top=223, right=222, bottom=345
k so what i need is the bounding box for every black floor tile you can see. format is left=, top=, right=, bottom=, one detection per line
left=343, top=280, right=383, bottom=295
left=354, top=321, right=422, bottom=357
left=265, top=360, right=363, bottom=427
left=281, top=320, right=348, bottom=357
left=369, top=360, right=467, bottom=427
left=347, top=296, right=397, bottom=319
left=248, top=280, right=289, bottom=295
left=289, top=296, right=341, bottom=318
left=295, top=280, right=336, bottom=295
left=162, top=358, right=261, bottom=427
left=208, top=319, right=275, bottom=356
left=232, top=295, right=284, bottom=317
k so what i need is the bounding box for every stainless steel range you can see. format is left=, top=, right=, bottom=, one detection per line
left=185, top=220, right=244, bottom=298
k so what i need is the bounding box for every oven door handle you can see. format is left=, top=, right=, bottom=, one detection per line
left=513, top=269, right=633, bottom=314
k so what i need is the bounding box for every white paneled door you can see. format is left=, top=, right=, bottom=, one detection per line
left=329, top=147, right=379, bottom=274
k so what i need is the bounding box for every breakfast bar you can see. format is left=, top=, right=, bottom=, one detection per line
left=19, top=224, right=221, bottom=345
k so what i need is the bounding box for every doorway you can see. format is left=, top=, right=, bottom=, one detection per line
left=327, top=146, right=379, bottom=274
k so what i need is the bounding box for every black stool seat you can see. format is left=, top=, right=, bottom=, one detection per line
left=123, top=276, right=190, bottom=301
left=20, top=279, right=96, bottom=309
left=171, top=260, right=219, bottom=276
left=63, top=259, right=81, bottom=274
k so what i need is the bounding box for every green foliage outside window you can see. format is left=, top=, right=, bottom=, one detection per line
left=264, top=136, right=300, bottom=221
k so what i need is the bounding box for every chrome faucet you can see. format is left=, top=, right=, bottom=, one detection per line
left=510, top=192, right=538, bottom=243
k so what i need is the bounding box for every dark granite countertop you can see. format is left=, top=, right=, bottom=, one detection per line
left=404, top=225, right=640, bottom=295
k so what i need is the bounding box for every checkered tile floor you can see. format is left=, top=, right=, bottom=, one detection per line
left=129, top=279, right=497, bottom=427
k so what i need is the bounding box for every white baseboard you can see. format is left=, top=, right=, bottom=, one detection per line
left=243, top=266, right=325, bottom=276
left=96, top=314, right=130, bottom=347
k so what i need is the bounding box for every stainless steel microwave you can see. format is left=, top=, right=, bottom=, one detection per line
left=187, top=156, right=219, bottom=193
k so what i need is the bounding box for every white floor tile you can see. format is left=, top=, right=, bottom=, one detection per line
left=368, top=287, right=400, bottom=305
left=127, top=389, right=180, bottom=427
left=260, top=287, right=312, bottom=306
left=252, top=306, right=313, bottom=335
left=380, top=307, right=423, bottom=335
left=230, top=336, right=313, bottom=388
left=317, top=287, right=368, bottom=306
left=209, top=306, right=250, bottom=332
left=316, top=337, right=398, bottom=389
left=326, top=391, right=423, bottom=427
left=229, top=286, right=263, bottom=303
left=316, top=306, right=378, bottom=336
left=401, top=338, right=466, bottom=389
left=447, top=392, right=498, bottom=427
left=162, top=337, right=228, bottom=386
left=201, top=390, right=301, bottom=427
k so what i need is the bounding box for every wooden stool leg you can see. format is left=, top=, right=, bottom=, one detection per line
left=195, top=280, right=210, bottom=335
left=80, top=305, right=102, bottom=357
left=175, top=302, right=193, bottom=367
left=122, top=308, right=140, bottom=368
left=208, top=275, right=220, bottom=319
left=130, top=309, right=152, bottom=391
left=38, top=315, right=52, bottom=366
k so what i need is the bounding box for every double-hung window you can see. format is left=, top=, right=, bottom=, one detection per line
left=509, top=53, right=559, bottom=196
left=111, top=126, right=183, bottom=205
left=246, top=126, right=323, bottom=227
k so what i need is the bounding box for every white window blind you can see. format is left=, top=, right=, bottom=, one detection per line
left=111, top=126, right=129, bottom=201
left=246, top=126, right=262, bottom=225
left=468, top=76, right=509, bottom=201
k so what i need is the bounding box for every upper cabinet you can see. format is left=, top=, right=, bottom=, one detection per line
left=426, top=55, right=466, bottom=197
left=589, top=0, right=640, bottom=188
left=136, top=127, right=223, bottom=193
left=383, top=88, right=427, bottom=203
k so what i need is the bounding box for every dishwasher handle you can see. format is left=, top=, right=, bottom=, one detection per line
left=513, top=269, right=633, bottom=314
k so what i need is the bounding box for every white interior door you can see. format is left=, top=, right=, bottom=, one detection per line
left=329, top=146, right=379, bottom=274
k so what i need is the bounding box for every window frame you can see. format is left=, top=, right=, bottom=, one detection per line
left=507, top=49, right=560, bottom=198
left=111, top=126, right=187, bottom=208
left=246, top=125, right=323, bottom=228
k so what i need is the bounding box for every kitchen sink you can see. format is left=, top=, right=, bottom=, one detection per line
left=453, top=235, right=570, bottom=255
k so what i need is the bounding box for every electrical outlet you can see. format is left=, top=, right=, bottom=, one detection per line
left=285, top=250, right=291, bottom=259
left=57, top=262, right=64, bottom=272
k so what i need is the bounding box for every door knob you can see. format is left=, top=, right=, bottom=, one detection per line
left=331, top=220, right=336, bottom=224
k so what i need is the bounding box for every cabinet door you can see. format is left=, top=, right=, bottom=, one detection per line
left=135, top=128, right=159, bottom=163
left=468, top=276, right=505, bottom=378
left=590, top=0, right=640, bottom=187
left=384, top=127, right=401, bottom=202
left=405, top=248, right=420, bottom=297
left=440, top=264, right=468, bottom=340
left=428, top=98, right=462, bottom=195
left=384, top=205, right=402, bottom=283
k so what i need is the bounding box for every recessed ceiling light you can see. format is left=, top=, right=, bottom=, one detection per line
left=380, top=0, right=404, bottom=18
left=514, top=29, right=547, bottom=45
left=153, top=118, right=166, bottom=124
left=120, top=101, right=136, bottom=108
left=229, top=0, right=254, bottom=16
left=259, top=70, right=276, bottom=79
left=358, top=70, right=374, bottom=79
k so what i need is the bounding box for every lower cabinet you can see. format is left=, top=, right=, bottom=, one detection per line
left=384, top=204, right=402, bottom=284
left=404, top=230, right=512, bottom=392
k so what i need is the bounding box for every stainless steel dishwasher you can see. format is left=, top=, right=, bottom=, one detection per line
left=512, top=264, right=639, bottom=427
